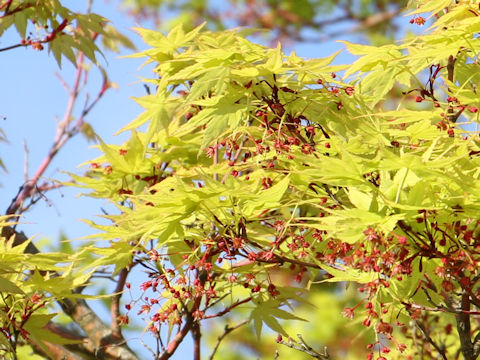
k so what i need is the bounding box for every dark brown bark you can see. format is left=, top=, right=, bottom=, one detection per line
left=457, top=293, right=474, bottom=360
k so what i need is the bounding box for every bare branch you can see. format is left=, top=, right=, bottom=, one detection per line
left=204, top=297, right=252, bottom=320
left=415, top=320, right=447, bottom=360
left=277, top=334, right=329, bottom=360
left=208, top=320, right=248, bottom=360
left=111, top=268, right=130, bottom=338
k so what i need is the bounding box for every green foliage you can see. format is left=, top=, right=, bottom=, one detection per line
left=4, top=0, right=480, bottom=359
left=0, top=0, right=135, bottom=66
left=72, top=1, right=480, bottom=358
left=0, top=218, right=91, bottom=359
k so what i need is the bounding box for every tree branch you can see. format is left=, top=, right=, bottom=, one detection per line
left=6, top=37, right=107, bottom=216
left=204, top=297, right=252, bottom=320
left=457, top=292, right=474, bottom=360
left=159, top=296, right=203, bottom=360
left=208, top=320, right=248, bottom=360
left=158, top=316, right=194, bottom=360
left=59, top=297, right=139, bottom=360
left=111, top=268, right=129, bottom=338
left=414, top=320, right=447, bottom=360
left=446, top=54, right=459, bottom=123
left=0, top=224, right=139, bottom=359
left=28, top=338, right=87, bottom=360
left=277, top=334, right=329, bottom=360
left=0, top=43, right=27, bottom=52
left=192, top=321, right=201, bottom=360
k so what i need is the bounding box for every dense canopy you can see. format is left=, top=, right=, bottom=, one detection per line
left=2, top=1, right=480, bottom=360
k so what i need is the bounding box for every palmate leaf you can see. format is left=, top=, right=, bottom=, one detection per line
left=0, top=277, right=24, bottom=294
left=133, top=22, right=206, bottom=56
left=250, top=300, right=306, bottom=338
left=318, top=263, right=376, bottom=284
left=405, top=0, right=452, bottom=17
left=70, top=4, right=480, bottom=357
left=242, top=176, right=291, bottom=217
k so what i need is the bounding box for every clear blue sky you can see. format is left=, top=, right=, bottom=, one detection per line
left=0, top=1, right=416, bottom=357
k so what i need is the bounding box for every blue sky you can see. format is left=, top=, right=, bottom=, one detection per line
left=0, top=0, right=418, bottom=358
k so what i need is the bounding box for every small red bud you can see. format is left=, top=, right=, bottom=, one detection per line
left=345, top=86, right=354, bottom=96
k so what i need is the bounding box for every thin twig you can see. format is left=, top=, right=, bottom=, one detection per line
left=111, top=267, right=130, bottom=338
left=23, top=140, right=29, bottom=183
left=277, top=334, right=329, bottom=360
left=5, top=52, right=84, bottom=215
left=203, top=297, right=252, bottom=320
left=0, top=43, right=26, bottom=52
left=415, top=320, right=447, bottom=360
left=208, top=320, right=248, bottom=360
left=158, top=296, right=202, bottom=360
left=6, top=47, right=107, bottom=215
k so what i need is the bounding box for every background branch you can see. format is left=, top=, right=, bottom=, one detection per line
left=208, top=320, right=249, bottom=360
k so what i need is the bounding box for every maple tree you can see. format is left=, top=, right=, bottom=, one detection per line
left=2, top=0, right=480, bottom=360
left=121, top=0, right=406, bottom=44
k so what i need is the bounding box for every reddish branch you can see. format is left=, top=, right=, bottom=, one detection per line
left=159, top=296, right=202, bottom=360
left=6, top=47, right=107, bottom=215
left=0, top=17, right=69, bottom=52
left=159, top=318, right=194, bottom=360
left=6, top=51, right=83, bottom=215
left=233, top=253, right=321, bottom=270
left=0, top=1, right=33, bottom=18
left=208, top=320, right=249, bottom=360
left=0, top=14, right=136, bottom=358
left=0, top=43, right=27, bottom=52
left=204, top=297, right=252, bottom=320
